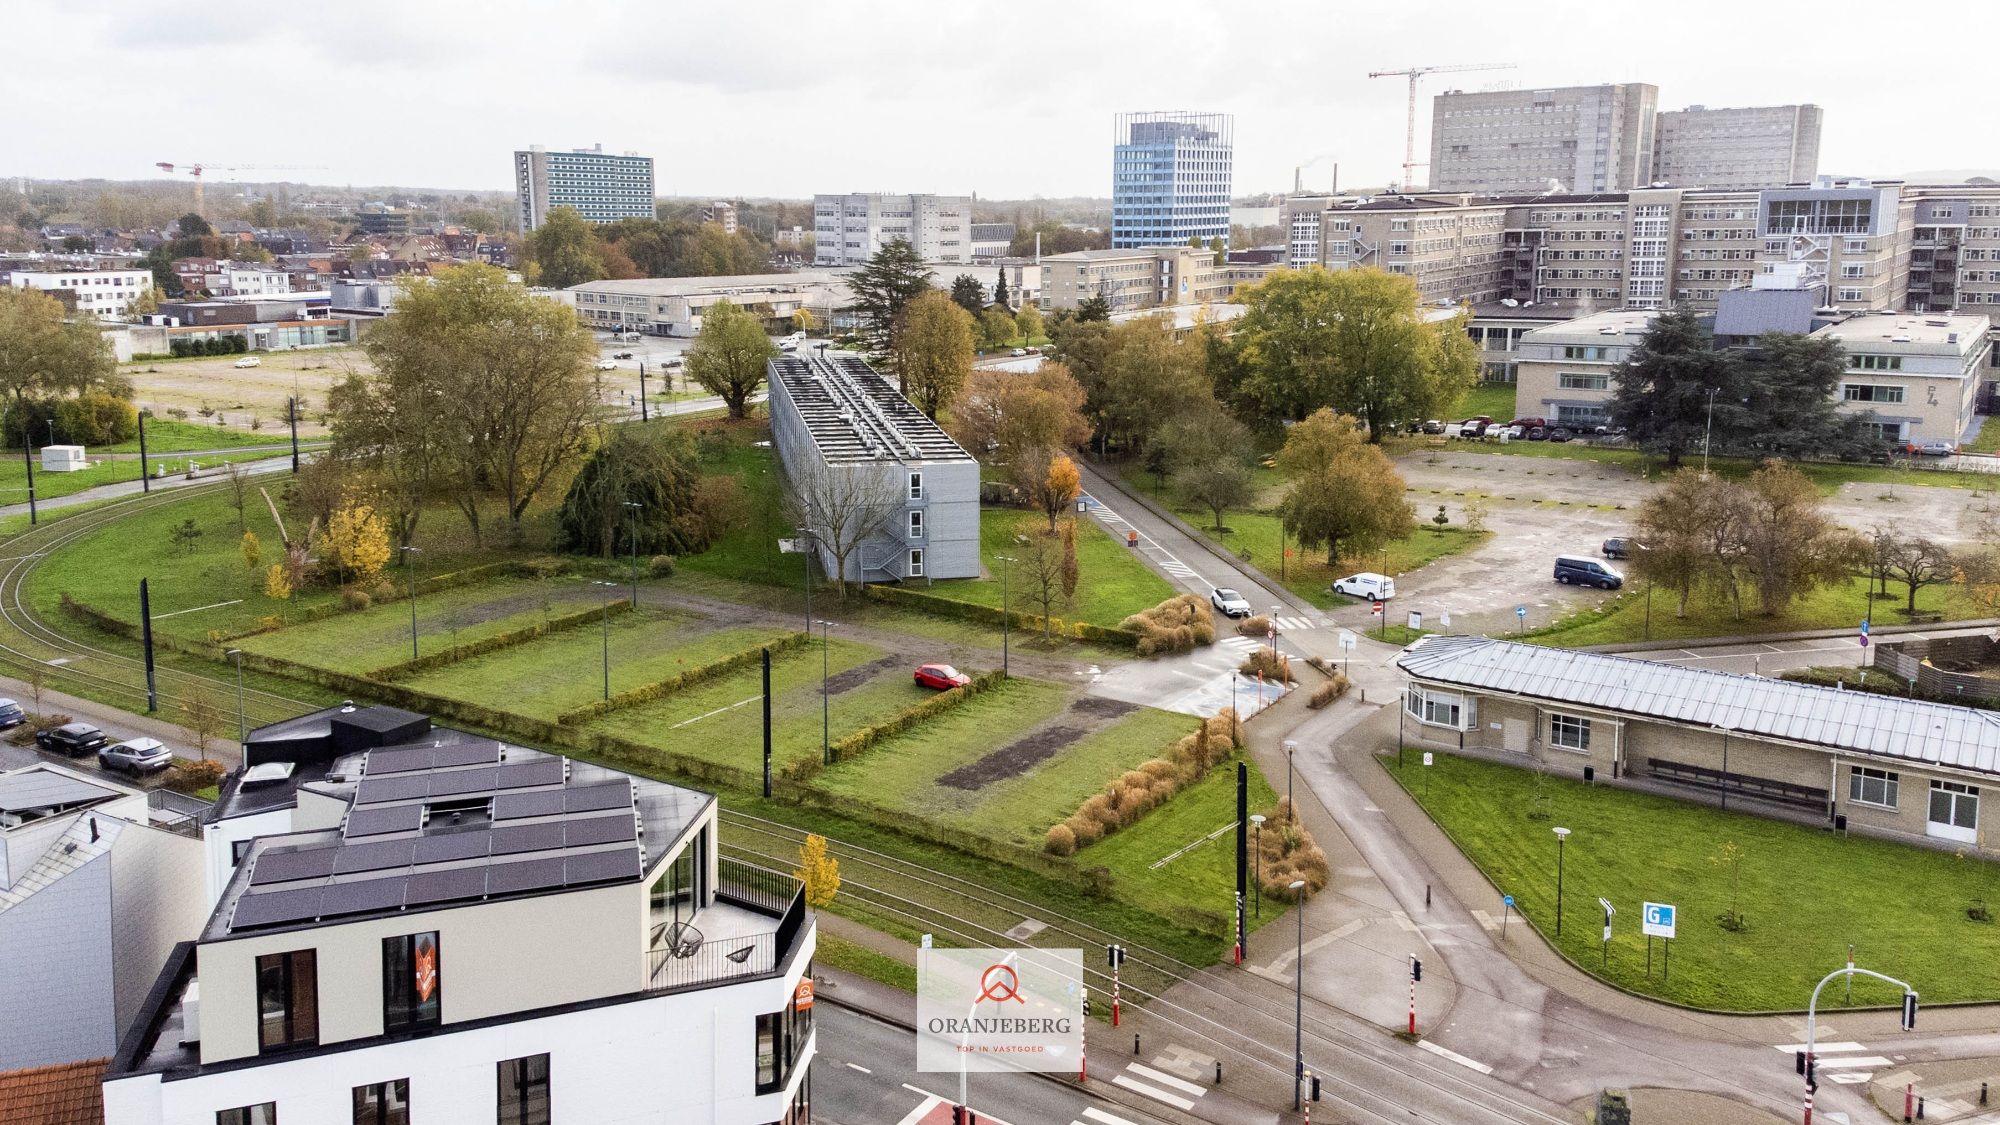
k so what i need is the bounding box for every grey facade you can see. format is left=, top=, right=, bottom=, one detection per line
left=1429, top=83, right=1659, bottom=194
left=514, top=144, right=655, bottom=231
left=1653, top=104, right=1823, bottom=189
left=766, top=352, right=979, bottom=583
left=812, top=194, right=973, bottom=266
left=1112, top=111, right=1233, bottom=249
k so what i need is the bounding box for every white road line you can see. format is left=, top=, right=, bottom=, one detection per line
left=1111, top=1074, right=1197, bottom=1110
left=1259, top=919, right=1366, bottom=977
left=151, top=598, right=244, bottom=620
left=1416, top=1039, right=1494, bottom=1075
left=1126, top=1063, right=1207, bottom=1097
left=1774, top=1042, right=1866, bottom=1053
left=1816, top=1056, right=1894, bottom=1069
left=667, top=695, right=762, bottom=729
left=893, top=1092, right=940, bottom=1125
left=1081, top=1107, right=1141, bottom=1125
left=844, top=1062, right=872, bottom=1074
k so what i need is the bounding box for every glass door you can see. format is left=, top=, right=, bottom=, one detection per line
left=1928, top=780, right=1980, bottom=845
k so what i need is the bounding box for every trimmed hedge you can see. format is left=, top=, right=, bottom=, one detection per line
left=861, top=583, right=1141, bottom=649
left=554, top=631, right=811, bottom=725
left=210, top=558, right=577, bottom=643
left=812, top=669, right=1004, bottom=771
left=372, top=599, right=633, bottom=681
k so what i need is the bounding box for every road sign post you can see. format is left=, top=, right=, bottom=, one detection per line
left=1643, top=902, right=1676, bottom=978
left=1599, top=898, right=1616, bottom=968
left=1501, top=893, right=1515, bottom=940
left=1337, top=630, right=1356, bottom=677
left=1108, top=944, right=1125, bottom=1027
left=1860, top=619, right=1872, bottom=669
left=1515, top=605, right=1528, bottom=635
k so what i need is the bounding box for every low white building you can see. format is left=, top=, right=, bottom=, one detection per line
left=568, top=273, right=850, bottom=337
left=1816, top=311, right=1993, bottom=445
left=5, top=268, right=154, bottom=319
left=104, top=704, right=816, bottom=1125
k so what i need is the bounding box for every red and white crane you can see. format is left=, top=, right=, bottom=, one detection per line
left=152, top=161, right=327, bottom=218
left=1367, top=63, right=1516, bottom=190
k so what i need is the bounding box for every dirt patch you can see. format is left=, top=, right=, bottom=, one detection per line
left=822, top=655, right=901, bottom=695
left=938, top=725, right=1085, bottom=791
left=1069, top=697, right=1136, bottom=719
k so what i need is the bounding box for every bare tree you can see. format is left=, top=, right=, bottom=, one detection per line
left=222, top=461, right=250, bottom=531
left=1019, top=528, right=1068, bottom=639
left=785, top=460, right=901, bottom=602
left=178, top=684, right=228, bottom=763
left=1882, top=533, right=1955, bottom=614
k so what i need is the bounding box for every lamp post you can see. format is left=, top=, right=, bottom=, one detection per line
left=817, top=619, right=835, bottom=764
left=225, top=648, right=245, bottom=744
left=623, top=501, right=643, bottom=608
left=795, top=525, right=817, bottom=636
left=594, top=580, right=619, bottom=700
left=1291, top=878, right=1308, bottom=1111
left=1284, top=739, right=1298, bottom=812
left=399, top=545, right=421, bottom=661
left=1802, top=964, right=1919, bottom=1125
left=1250, top=813, right=1266, bottom=917
left=1552, top=826, right=1571, bottom=938
left=995, top=554, right=1014, bottom=677
left=1703, top=386, right=1721, bottom=477
left=1270, top=605, right=1282, bottom=656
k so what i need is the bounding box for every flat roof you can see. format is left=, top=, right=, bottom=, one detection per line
left=0, top=766, right=121, bottom=817
left=1813, top=312, right=1989, bottom=354
left=770, top=352, right=972, bottom=465
left=568, top=272, right=844, bottom=297
left=1519, top=308, right=1659, bottom=343
left=1400, top=635, right=2000, bottom=775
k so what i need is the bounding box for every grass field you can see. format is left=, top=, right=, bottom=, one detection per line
left=0, top=447, right=294, bottom=504
left=1450, top=382, right=1519, bottom=422
left=927, top=508, right=1178, bottom=627
left=953, top=706, right=1196, bottom=847
left=813, top=677, right=1074, bottom=808
left=1970, top=417, right=2000, bottom=455
left=126, top=350, right=356, bottom=436
left=1391, top=751, right=2000, bottom=1010
left=1078, top=762, right=1279, bottom=928
left=1524, top=574, right=1978, bottom=649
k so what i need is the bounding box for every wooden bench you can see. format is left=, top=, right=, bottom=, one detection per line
left=1646, top=757, right=1828, bottom=811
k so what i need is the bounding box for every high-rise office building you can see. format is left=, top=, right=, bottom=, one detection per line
left=1653, top=104, right=1824, bottom=189
left=1112, top=111, right=1233, bottom=249
left=1429, top=84, right=1659, bottom=194
left=513, top=144, right=655, bottom=231
left=811, top=193, right=973, bottom=266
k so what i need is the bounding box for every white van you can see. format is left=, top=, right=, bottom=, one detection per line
left=1331, top=572, right=1395, bottom=600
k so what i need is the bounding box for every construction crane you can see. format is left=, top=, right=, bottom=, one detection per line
left=152, top=161, right=327, bottom=219
left=1367, top=63, right=1516, bottom=190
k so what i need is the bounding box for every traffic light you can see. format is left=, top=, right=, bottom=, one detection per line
left=1903, top=991, right=1920, bottom=1031
left=1411, top=957, right=1423, bottom=983
left=1807, top=1054, right=1817, bottom=1091
left=1310, top=1075, right=1322, bottom=1102
left=1795, top=1050, right=1806, bottom=1077
left=952, top=1106, right=965, bottom=1125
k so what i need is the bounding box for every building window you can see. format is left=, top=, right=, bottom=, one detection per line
left=908, top=471, right=923, bottom=499
left=908, top=549, right=924, bottom=577
left=352, top=1079, right=409, bottom=1125
left=1558, top=371, right=1609, bottom=391
left=1849, top=767, right=1900, bottom=809
left=755, top=999, right=813, bottom=1096
left=382, top=933, right=441, bottom=1032
left=1561, top=345, right=1608, bottom=360
left=218, top=1106, right=277, bottom=1125
left=497, top=1054, right=551, bottom=1125
left=256, top=950, right=318, bottom=1052
left=908, top=510, right=923, bottom=540
left=1842, top=383, right=1905, bottom=403
left=1549, top=714, right=1591, bottom=752
left=1851, top=354, right=1904, bottom=372
left=1404, top=687, right=1471, bottom=731
left=1929, top=780, right=1980, bottom=841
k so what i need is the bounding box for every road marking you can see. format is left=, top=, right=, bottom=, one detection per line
left=1816, top=1055, right=1893, bottom=1069
left=1080, top=1107, right=1141, bottom=1125
left=1273, top=616, right=1314, bottom=632
left=893, top=1092, right=939, bottom=1125
left=1416, top=1038, right=1494, bottom=1075
left=1255, top=919, right=1366, bottom=978
left=151, top=598, right=243, bottom=620
left=1126, top=1062, right=1206, bottom=1097
left=1111, top=1074, right=1197, bottom=1110
left=1828, top=1073, right=1872, bottom=1085
left=844, top=1062, right=872, bottom=1074
left=1077, top=491, right=1215, bottom=595
left=668, top=695, right=761, bottom=729
left=1775, top=1042, right=1865, bottom=1053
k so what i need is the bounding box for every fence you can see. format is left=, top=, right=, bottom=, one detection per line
left=1873, top=634, right=2000, bottom=705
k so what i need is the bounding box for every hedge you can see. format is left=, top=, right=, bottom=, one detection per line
left=210, top=558, right=576, bottom=643
left=372, top=599, right=633, bottom=681
left=812, top=668, right=1003, bottom=769
left=860, top=583, right=1142, bottom=649
left=554, top=631, right=811, bottom=725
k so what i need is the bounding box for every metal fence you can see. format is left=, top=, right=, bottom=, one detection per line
left=146, top=790, right=210, bottom=838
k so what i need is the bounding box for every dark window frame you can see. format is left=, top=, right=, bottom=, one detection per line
left=351, top=1078, right=410, bottom=1125
left=256, top=949, right=319, bottom=1053
left=381, top=932, right=442, bottom=1034
left=217, top=1105, right=277, bottom=1125
left=497, top=1053, right=552, bottom=1125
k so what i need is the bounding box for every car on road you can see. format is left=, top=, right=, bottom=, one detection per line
left=1912, top=439, right=1958, bottom=457
left=595, top=359, right=618, bottom=371
left=1010, top=348, right=1027, bottom=357
left=613, top=351, right=634, bottom=360
left=1210, top=588, right=1252, bottom=618
left=100, top=737, right=174, bottom=776
left=232, top=357, right=261, bottom=369
left=1331, top=572, right=1395, bottom=601
left=914, top=663, right=972, bottom=691
left=1554, top=554, right=1624, bottom=589
left=1601, top=537, right=1633, bottom=560
left=664, top=356, right=685, bottom=368
left=36, top=721, right=109, bottom=757
left=0, top=698, right=23, bottom=728
left=1420, top=419, right=1446, bottom=435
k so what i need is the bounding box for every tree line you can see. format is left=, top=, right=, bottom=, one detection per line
left=525, top=206, right=773, bottom=289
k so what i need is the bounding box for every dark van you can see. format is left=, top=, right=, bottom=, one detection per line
left=1554, top=555, right=1623, bottom=589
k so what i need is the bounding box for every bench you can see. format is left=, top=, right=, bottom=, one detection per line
left=1645, top=757, right=1828, bottom=811
left=1901, top=610, right=1944, bottom=625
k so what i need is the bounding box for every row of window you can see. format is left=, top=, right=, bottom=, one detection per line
left=217, top=1054, right=549, bottom=1125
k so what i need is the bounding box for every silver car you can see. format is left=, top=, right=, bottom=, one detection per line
left=99, top=737, right=174, bottom=776
left=1209, top=588, right=1252, bottom=618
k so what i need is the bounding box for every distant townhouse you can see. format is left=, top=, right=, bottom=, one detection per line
left=813, top=193, right=973, bottom=266
left=3, top=268, right=153, bottom=319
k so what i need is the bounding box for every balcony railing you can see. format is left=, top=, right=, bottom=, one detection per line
left=644, top=860, right=807, bottom=995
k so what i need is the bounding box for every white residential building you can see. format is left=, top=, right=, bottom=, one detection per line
left=207, top=266, right=293, bottom=299
left=4, top=269, right=154, bottom=319
left=1816, top=311, right=1994, bottom=445
left=514, top=144, right=656, bottom=231
left=104, top=704, right=816, bottom=1125
left=812, top=193, right=972, bottom=266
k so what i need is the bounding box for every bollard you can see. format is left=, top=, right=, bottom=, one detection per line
left=1215, top=1061, right=1222, bottom=1085
left=1983, top=1081, right=1989, bottom=1106
left=1426, top=883, right=1432, bottom=909
left=1133, top=1034, right=1140, bottom=1056
left=1919, top=1095, right=1926, bottom=1119
left=1906, top=1083, right=1914, bottom=1123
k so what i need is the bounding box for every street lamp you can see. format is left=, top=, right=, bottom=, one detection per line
left=995, top=554, right=1015, bottom=677
left=794, top=525, right=818, bottom=635
left=225, top=648, right=245, bottom=744
left=817, top=619, right=836, bottom=764
left=1284, top=739, right=1298, bottom=813
left=399, top=546, right=421, bottom=661
left=1270, top=606, right=1282, bottom=656
left=1291, top=877, right=1308, bottom=1110
left=1702, top=386, right=1721, bottom=477
left=1552, top=826, right=1571, bottom=938
left=623, top=501, right=643, bottom=607
left=1250, top=813, right=1267, bottom=917
left=593, top=580, right=619, bottom=700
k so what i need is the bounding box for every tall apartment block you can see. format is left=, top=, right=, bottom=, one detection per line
left=1111, top=111, right=1233, bottom=249
left=811, top=193, right=972, bottom=266
left=1429, top=83, right=1659, bottom=194
left=513, top=144, right=655, bottom=231
left=1653, top=104, right=1824, bottom=189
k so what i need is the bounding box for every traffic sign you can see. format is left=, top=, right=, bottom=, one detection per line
left=1371, top=599, right=1384, bottom=617
left=1502, top=894, right=1515, bottom=907
left=1599, top=898, right=1615, bottom=943
left=1641, top=901, right=1677, bottom=939
left=1860, top=619, right=1871, bottom=635
left=1439, top=610, right=1452, bottom=629
left=1860, top=635, right=1870, bottom=648
left=1515, top=606, right=1527, bottom=621
left=1337, top=630, right=1356, bottom=652
left=1407, top=611, right=1423, bottom=631
left=1422, top=752, right=1433, bottom=767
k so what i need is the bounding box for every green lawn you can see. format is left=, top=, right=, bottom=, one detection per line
left=812, top=677, right=1074, bottom=810
left=0, top=447, right=294, bottom=505
left=1525, top=574, right=1977, bottom=649
left=109, top=418, right=298, bottom=453
left=1077, top=761, right=1280, bottom=935
left=927, top=509, right=1177, bottom=627
left=676, top=420, right=816, bottom=590
left=1392, top=751, right=2000, bottom=1010
left=955, top=706, right=1197, bottom=848
left=1450, top=382, right=1519, bottom=422
left=1399, top=440, right=2000, bottom=496
left=1969, top=417, right=2000, bottom=455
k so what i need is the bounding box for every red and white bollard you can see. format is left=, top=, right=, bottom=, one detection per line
left=1803, top=1086, right=1813, bottom=1125
left=1408, top=975, right=1418, bottom=1036
left=1112, top=960, right=1122, bottom=1028
left=1906, top=1083, right=1915, bottom=1124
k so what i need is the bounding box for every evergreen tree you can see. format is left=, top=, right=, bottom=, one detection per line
left=1075, top=294, right=1112, bottom=322
left=994, top=268, right=1009, bottom=308
left=949, top=273, right=987, bottom=317
left=847, top=238, right=933, bottom=357
left=1606, top=309, right=1749, bottom=468
left=1740, top=332, right=1875, bottom=460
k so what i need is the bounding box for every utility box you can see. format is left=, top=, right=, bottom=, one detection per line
left=41, top=445, right=87, bottom=472
left=1595, top=1089, right=1631, bottom=1125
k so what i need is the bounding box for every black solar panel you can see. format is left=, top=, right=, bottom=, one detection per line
left=435, top=741, right=501, bottom=768
left=428, top=767, right=500, bottom=797
left=233, top=886, right=324, bottom=928
left=250, top=846, right=339, bottom=886
left=320, top=877, right=408, bottom=917
left=497, top=760, right=565, bottom=789
left=565, top=782, right=633, bottom=813
left=492, top=822, right=565, bottom=855
left=346, top=804, right=423, bottom=838
left=333, top=838, right=415, bottom=875
left=413, top=831, right=492, bottom=864
left=565, top=814, right=637, bottom=847
left=493, top=789, right=565, bottom=820
left=486, top=856, right=566, bottom=895
left=406, top=866, right=488, bottom=906
left=565, top=848, right=642, bottom=886
left=356, top=775, right=429, bottom=804
left=366, top=747, right=433, bottom=775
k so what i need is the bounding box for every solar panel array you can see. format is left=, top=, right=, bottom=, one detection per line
left=770, top=353, right=973, bottom=465
left=228, top=742, right=646, bottom=932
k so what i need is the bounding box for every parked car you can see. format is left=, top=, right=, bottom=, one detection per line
left=1601, top=537, right=1632, bottom=560
left=1526, top=425, right=1548, bottom=441
left=1504, top=424, right=1526, bottom=440
left=1210, top=588, right=1252, bottom=618
left=1546, top=426, right=1574, bottom=443
left=613, top=351, right=634, bottom=360
left=0, top=698, right=23, bottom=728
left=1331, top=572, right=1396, bottom=601
left=36, top=722, right=109, bottom=757
left=1507, top=416, right=1549, bottom=430
left=1025, top=346, right=1042, bottom=355
left=1458, top=419, right=1490, bottom=438
left=664, top=356, right=685, bottom=368
left=1913, top=439, right=1958, bottom=457
left=100, top=737, right=174, bottom=776
left=1010, top=348, right=1027, bottom=357
left=1554, top=555, right=1624, bottom=589
left=914, top=663, right=972, bottom=691
left=779, top=341, right=799, bottom=352
left=1421, top=419, right=1446, bottom=435
left=232, top=357, right=261, bottom=369
left=595, top=359, right=618, bottom=371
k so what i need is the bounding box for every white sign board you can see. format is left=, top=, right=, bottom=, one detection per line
left=778, top=538, right=806, bottom=554
left=1641, top=901, right=1676, bottom=939
left=1599, top=898, right=1615, bottom=943
left=1407, top=611, right=1423, bottom=631
left=918, top=947, right=1084, bottom=1073
left=1337, top=630, right=1356, bottom=653
left=1421, top=752, right=1433, bottom=767
left=1439, top=610, right=1452, bottom=629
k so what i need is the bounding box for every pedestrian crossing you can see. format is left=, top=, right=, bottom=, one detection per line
left=1270, top=615, right=1314, bottom=632
left=1774, top=1039, right=1890, bottom=1086
left=1219, top=636, right=1263, bottom=652
left=1161, top=559, right=1198, bottom=579
left=1108, top=1061, right=1208, bottom=1112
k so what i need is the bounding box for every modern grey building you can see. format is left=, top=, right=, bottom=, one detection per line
left=812, top=194, right=973, bottom=266
left=1112, top=111, right=1233, bottom=249
left=1653, top=104, right=1823, bottom=189
left=1429, top=83, right=1659, bottom=194
left=766, top=352, right=979, bottom=583
left=513, top=144, right=655, bottom=231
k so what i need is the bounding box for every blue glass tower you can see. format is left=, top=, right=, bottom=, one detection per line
left=1112, top=112, right=1234, bottom=249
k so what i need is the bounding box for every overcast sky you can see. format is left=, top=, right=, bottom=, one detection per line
left=10, top=0, right=1995, bottom=201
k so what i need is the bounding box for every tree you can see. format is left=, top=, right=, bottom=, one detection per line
left=1606, top=309, right=1748, bottom=468
left=1740, top=332, right=1875, bottom=460
left=1059, top=518, right=1080, bottom=607
left=1710, top=841, right=1746, bottom=931
left=1020, top=524, right=1069, bottom=638
left=263, top=562, right=293, bottom=601
left=948, top=362, right=1091, bottom=468
left=1173, top=452, right=1253, bottom=533
left=556, top=425, right=711, bottom=558
left=786, top=459, right=901, bottom=602
left=169, top=518, right=203, bottom=554
left=323, top=501, right=392, bottom=585
left=978, top=306, right=1017, bottom=349
left=240, top=530, right=262, bottom=570
left=176, top=212, right=212, bottom=238
left=222, top=461, right=250, bottom=530
left=525, top=206, right=606, bottom=289
left=684, top=299, right=776, bottom=418
left=1879, top=532, right=1954, bottom=614
left=1025, top=451, right=1081, bottom=532
left=0, top=287, right=116, bottom=401
left=1209, top=236, right=1225, bottom=265
left=1229, top=267, right=1475, bottom=440
left=790, top=307, right=817, bottom=335
left=1164, top=407, right=1254, bottom=531
left=1738, top=460, right=1863, bottom=617
left=178, top=684, right=227, bottom=763
left=846, top=238, right=933, bottom=358
left=1275, top=409, right=1414, bottom=566
left=1094, top=317, right=1212, bottom=453
left=994, top=269, right=1010, bottom=308
left=794, top=834, right=841, bottom=909
left=1075, top=294, right=1112, bottom=322
left=1630, top=470, right=1722, bottom=617
left=1014, top=302, right=1043, bottom=341
left=949, top=274, right=988, bottom=318
left=893, top=290, right=973, bottom=419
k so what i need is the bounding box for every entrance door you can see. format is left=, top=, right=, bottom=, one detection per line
left=1503, top=719, right=1528, bottom=754
left=1928, top=780, right=1980, bottom=844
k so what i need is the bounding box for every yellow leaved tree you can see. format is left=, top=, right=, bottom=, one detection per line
left=323, top=502, right=391, bottom=585
left=794, top=833, right=841, bottom=909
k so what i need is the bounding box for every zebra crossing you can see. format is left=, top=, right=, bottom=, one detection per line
left=1773, top=1039, right=1892, bottom=1086
left=1270, top=615, right=1315, bottom=632
left=1160, top=559, right=1198, bottom=579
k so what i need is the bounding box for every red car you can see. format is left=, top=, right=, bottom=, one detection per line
left=914, top=663, right=972, bottom=691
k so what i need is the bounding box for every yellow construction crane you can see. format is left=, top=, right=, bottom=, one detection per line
left=1367, top=63, right=1516, bottom=190
left=152, top=161, right=327, bottom=219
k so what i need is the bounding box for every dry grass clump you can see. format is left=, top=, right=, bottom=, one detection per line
left=1237, top=614, right=1271, bottom=638
left=1256, top=797, right=1330, bottom=901
left=1307, top=673, right=1351, bottom=709
left=1238, top=648, right=1294, bottom=683
left=1121, top=593, right=1216, bottom=656
left=1045, top=709, right=1241, bottom=853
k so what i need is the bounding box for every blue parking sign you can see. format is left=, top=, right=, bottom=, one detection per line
left=1642, top=901, right=1676, bottom=938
